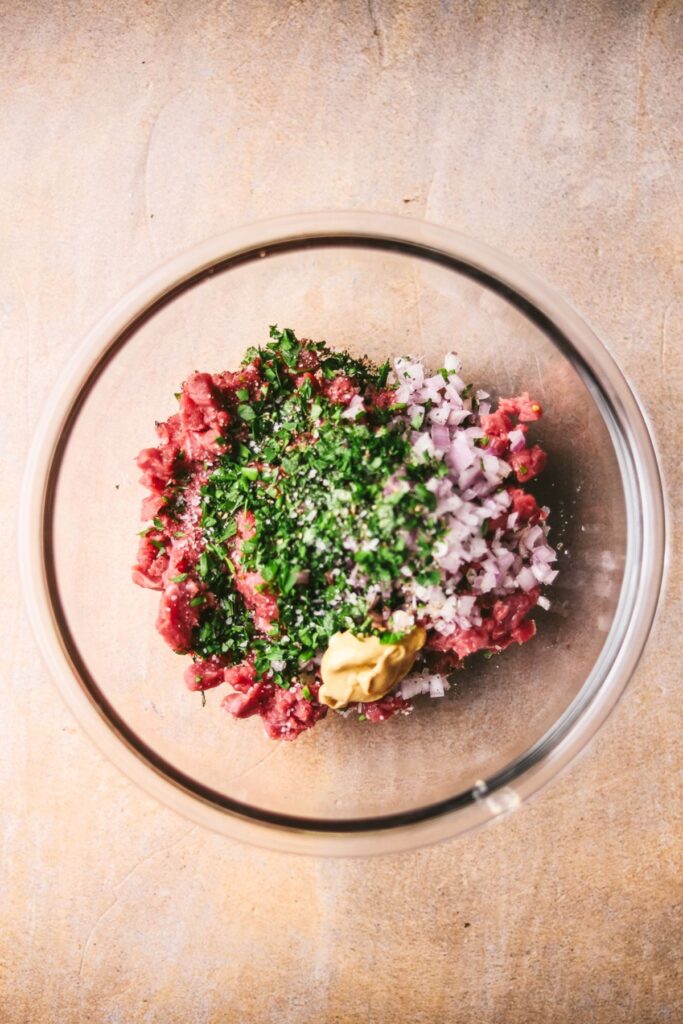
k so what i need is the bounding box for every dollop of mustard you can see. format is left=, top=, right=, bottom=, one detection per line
left=318, top=627, right=427, bottom=710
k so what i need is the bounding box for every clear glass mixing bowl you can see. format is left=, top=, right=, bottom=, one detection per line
left=19, top=213, right=665, bottom=855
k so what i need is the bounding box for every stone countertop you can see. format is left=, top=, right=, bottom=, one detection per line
left=2, top=1, right=681, bottom=1021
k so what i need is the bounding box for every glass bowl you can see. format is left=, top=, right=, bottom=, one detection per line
left=19, top=212, right=665, bottom=856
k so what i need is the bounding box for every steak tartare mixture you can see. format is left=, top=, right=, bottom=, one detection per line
left=132, top=327, right=557, bottom=740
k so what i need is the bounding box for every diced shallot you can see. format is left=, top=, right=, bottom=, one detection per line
left=508, top=428, right=526, bottom=452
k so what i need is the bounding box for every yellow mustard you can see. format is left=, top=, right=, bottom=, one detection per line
left=318, top=627, right=427, bottom=710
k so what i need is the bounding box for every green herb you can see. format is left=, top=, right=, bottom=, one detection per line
left=415, top=570, right=441, bottom=586
left=270, top=325, right=301, bottom=368
left=152, top=517, right=165, bottom=530
left=282, top=566, right=302, bottom=594
left=171, top=573, right=188, bottom=583
left=189, top=595, right=205, bottom=607
left=238, top=404, right=256, bottom=422
left=358, top=713, right=367, bottom=722
left=518, top=464, right=528, bottom=475
left=189, top=328, right=448, bottom=684
left=236, top=388, right=250, bottom=401
left=150, top=539, right=166, bottom=551
left=379, top=632, right=405, bottom=645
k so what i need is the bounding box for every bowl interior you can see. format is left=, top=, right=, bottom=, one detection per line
left=49, top=241, right=626, bottom=823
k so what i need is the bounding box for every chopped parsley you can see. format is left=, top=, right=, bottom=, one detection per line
left=190, top=327, right=448, bottom=683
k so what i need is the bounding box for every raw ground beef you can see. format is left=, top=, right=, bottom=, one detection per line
left=133, top=345, right=553, bottom=741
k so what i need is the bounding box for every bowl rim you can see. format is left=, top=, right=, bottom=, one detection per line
left=18, top=211, right=666, bottom=856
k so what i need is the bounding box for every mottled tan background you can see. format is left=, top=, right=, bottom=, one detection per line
left=2, top=1, right=682, bottom=1021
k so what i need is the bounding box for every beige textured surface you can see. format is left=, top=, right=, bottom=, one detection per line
left=2, top=1, right=682, bottom=1021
